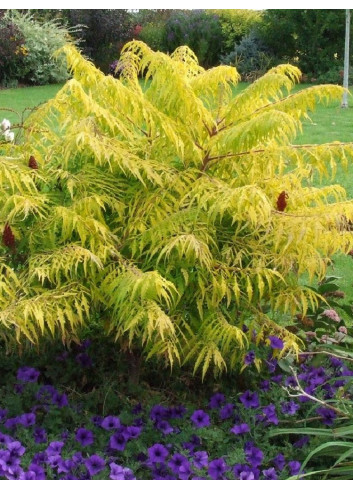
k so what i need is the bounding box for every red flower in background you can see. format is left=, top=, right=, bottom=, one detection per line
left=133, top=24, right=142, bottom=37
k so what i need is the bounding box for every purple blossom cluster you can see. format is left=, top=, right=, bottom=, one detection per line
left=0, top=341, right=351, bottom=480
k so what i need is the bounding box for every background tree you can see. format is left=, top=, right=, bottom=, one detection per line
left=164, top=10, right=223, bottom=68
left=62, top=9, right=133, bottom=72
left=260, top=10, right=352, bottom=81
left=208, top=9, right=263, bottom=54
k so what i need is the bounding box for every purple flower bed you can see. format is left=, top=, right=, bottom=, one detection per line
left=0, top=339, right=352, bottom=480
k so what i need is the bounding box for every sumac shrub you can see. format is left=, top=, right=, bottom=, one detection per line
left=2, top=41, right=353, bottom=377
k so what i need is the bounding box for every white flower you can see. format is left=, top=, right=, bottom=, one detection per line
left=4, top=130, right=15, bottom=142
left=1, top=119, right=11, bottom=132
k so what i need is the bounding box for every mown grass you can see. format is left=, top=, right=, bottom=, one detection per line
left=1, top=81, right=353, bottom=303
left=0, top=84, right=64, bottom=126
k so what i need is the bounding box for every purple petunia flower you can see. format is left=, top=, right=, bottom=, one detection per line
left=266, top=358, right=278, bottom=373
left=156, top=420, right=174, bottom=435
left=342, top=367, right=353, bottom=376
left=244, top=350, right=256, bottom=365
left=125, top=425, right=142, bottom=439
left=192, top=451, right=208, bottom=470
left=230, top=423, right=250, bottom=435
left=20, top=471, right=37, bottom=480
left=57, top=458, right=74, bottom=474
left=178, top=463, right=192, bottom=480
left=293, top=436, right=310, bottom=449
left=168, top=453, right=190, bottom=475
left=31, top=452, right=47, bottom=466
left=148, top=444, right=169, bottom=464
left=260, top=380, right=270, bottom=391
left=262, top=404, right=279, bottom=425
left=52, top=392, right=68, bottom=408
left=208, top=458, right=229, bottom=480
left=46, top=441, right=64, bottom=457
left=239, top=470, right=255, bottom=480
left=182, top=435, right=201, bottom=453
left=109, top=431, right=127, bottom=451
left=271, top=374, right=283, bottom=384
left=170, top=405, right=187, bottom=419
left=263, top=467, right=278, bottom=480
left=281, top=400, right=300, bottom=415
left=18, top=413, right=36, bottom=427
left=7, top=441, right=25, bottom=457
left=323, top=384, right=336, bottom=399
left=316, top=406, right=337, bottom=426
left=234, top=463, right=251, bottom=479
left=101, top=416, right=121, bottom=431
left=307, top=367, right=326, bottom=388
left=15, top=383, right=27, bottom=394
left=245, top=445, right=264, bottom=467
left=75, top=428, right=94, bottom=447
left=190, top=410, right=210, bottom=428
left=330, top=357, right=343, bottom=368
left=272, top=453, right=286, bottom=471
left=288, top=460, right=302, bottom=476
left=61, top=430, right=70, bottom=442
left=4, top=417, right=19, bottom=430
left=0, top=409, right=8, bottom=422
left=109, top=463, right=136, bottom=480
left=239, top=390, right=260, bottom=409
left=219, top=403, right=234, bottom=420
left=17, top=366, right=40, bottom=383
left=75, top=353, right=93, bottom=368
left=150, top=405, right=169, bottom=421
left=268, top=336, right=284, bottom=349
left=28, top=463, right=46, bottom=480
left=72, top=451, right=83, bottom=464
left=47, top=455, right=62, bottom=469
left=5, top=466, right=25, bottom=480
left=91, top=415, right=103, bottom=427
left=34, top=427, right=47, bottom=444
left=0, top=433, right=13, bottom=445
left=85, top=454, right=105, bottom=476
left=36, top=384, right=57, bottom=403
left=208, top=393, right=226, bottom=409
left=79, top=339, right=92, bottom=350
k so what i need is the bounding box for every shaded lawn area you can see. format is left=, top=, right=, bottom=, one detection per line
left=1, top=80, right=353, bottom=304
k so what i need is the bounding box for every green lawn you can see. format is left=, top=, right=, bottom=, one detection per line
left=1, top=81, right=353, bottom=306
left=0, top=84, right=64, bottom=126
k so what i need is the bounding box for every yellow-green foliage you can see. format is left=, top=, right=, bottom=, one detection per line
left=1, top=41, right=353, bottom=377
left=208, top=9, right=263, bottom=51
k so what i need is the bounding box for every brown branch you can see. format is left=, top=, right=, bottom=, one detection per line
left=125, top=114, right=149, bottom=138
left=206, top=141, right=353, bottom=170
left=0, top=107, right=20, bottom=116
left=201, top=150, right=211, bottom=172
